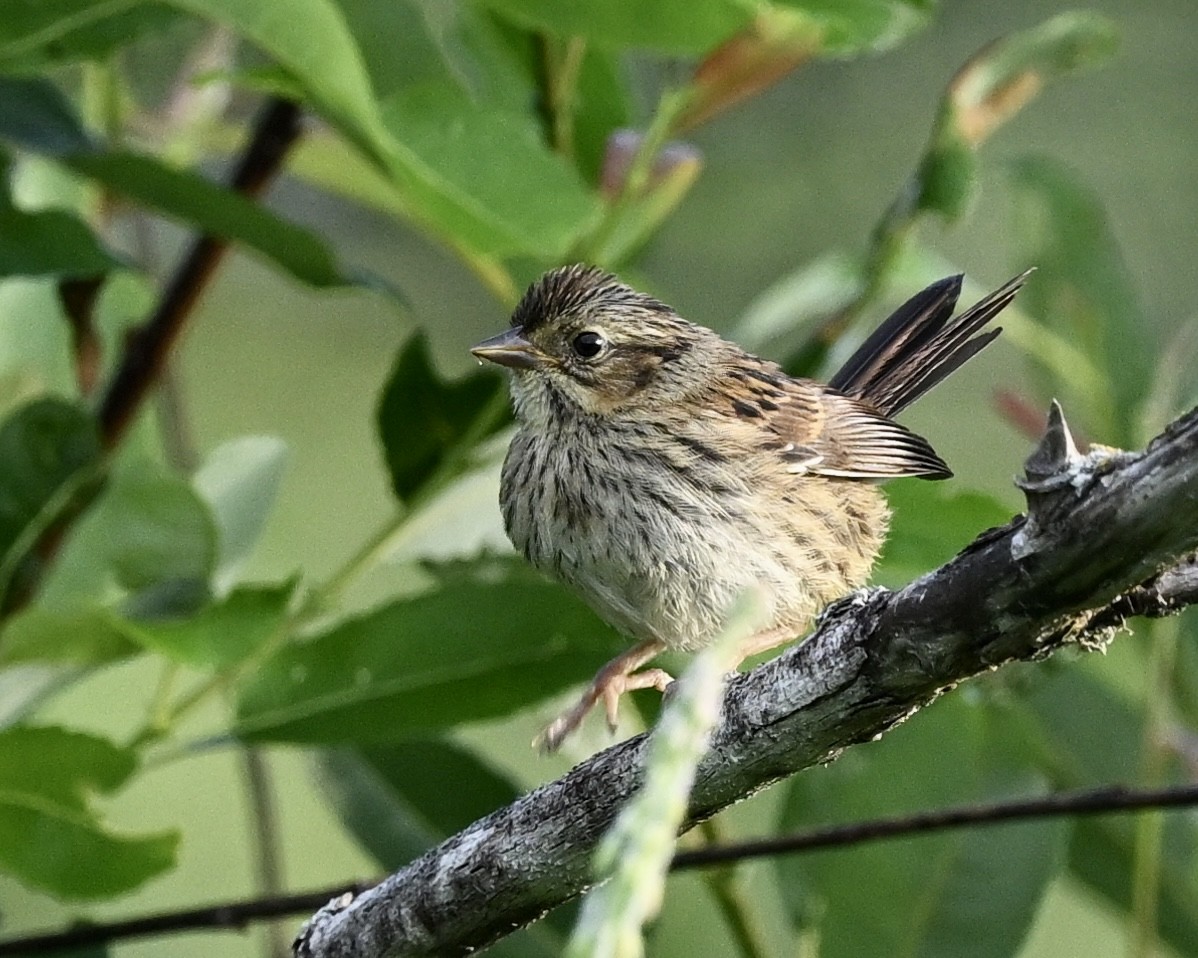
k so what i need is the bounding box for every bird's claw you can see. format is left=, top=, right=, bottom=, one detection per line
left=535, top=666, right=675, bottom=753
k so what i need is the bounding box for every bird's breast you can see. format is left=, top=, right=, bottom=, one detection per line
left=499, top=419, right=888, bottom=649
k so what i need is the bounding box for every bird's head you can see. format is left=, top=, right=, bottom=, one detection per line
left=472, top=265, right=718, bottom=422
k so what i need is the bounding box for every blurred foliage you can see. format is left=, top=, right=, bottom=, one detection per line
left=0, top=2, right=1193, bottom=958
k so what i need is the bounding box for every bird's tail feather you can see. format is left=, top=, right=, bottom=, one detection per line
left=829, top=270, right=1032, bottom=417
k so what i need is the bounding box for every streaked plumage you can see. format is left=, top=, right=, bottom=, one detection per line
left=473, top=265, right=1028, bottom=748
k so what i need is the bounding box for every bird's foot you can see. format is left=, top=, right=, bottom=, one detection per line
left=535, top=640, right=670, bottom=752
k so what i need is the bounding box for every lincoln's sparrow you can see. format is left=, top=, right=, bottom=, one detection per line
left=473, top=265, right=1029, bottom=750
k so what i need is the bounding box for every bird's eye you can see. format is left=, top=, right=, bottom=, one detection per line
left=571, top=330, right=606, bottom=359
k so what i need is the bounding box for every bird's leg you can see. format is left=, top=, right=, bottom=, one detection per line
left=732, top=626, right=799, bottom=665
left=536, top=638, right=670, bottom=752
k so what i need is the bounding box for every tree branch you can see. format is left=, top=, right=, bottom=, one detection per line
left=96, top=96, right=302, bottom=448
left=291, top=401, right=1198, bottom=957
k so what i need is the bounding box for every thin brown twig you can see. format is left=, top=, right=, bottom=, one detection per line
left=671, top=783, right=1198, bottom=870
left=0, top=881, right=374, bottom=956
left=5, top=783, right=1198, bottom=956
left=96, top=96, right=303, bottom=448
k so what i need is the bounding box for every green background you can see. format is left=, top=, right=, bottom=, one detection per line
left=1, top=0, right=1195, bottom=955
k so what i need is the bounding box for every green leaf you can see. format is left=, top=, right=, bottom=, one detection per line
left=475, top=0, right=755, bottom=54
left=320, top=739, right=523, bottom=869
left=0, top=398, right=102, bottom=612
left=235, top=556, right=625, bottom=743
left=339, top=0, right=536, bottom=108
left=43, top=456, right=216, bottom=614
left=573, top=47, right=633, bottom=185
left=774, top=0, right=932, bottom=55
left=0, top=791, right=177, bottom=898
left=192, top=435, right=288, bottom=592
left=0, top=725, right=134, bottom=807
left=154, top=1, right=594, bottom=258
left=0, top=725, right=177, bottom=898
left=1068, top=813, right=1198, bottom=958
left=154, top=0, right=394, bottom=161
left=67, top=151, right=347, bottom=287
left=0, top=3, right=184, bottom=70
left=288, top=126, right=411, bottom=222
left=0, top=203, right=121, bottom=279
left=91, top=465, right=215, bottom=593
left=1010, top=155, right=1151, bottom=445
left=0, top=74, right=92, bottom=154
left=906, top=12, right=1118, bottom=224
left=377, top=332, right=509, bottom=505
left=0, top=604, right=138, bottom=667
left=116, top=581, right=293, bottom=668
left=378, top=82, right=600, bottom=257
left=734, top=251, right=863, bottom=357
left=0, top=76, right=350, bottom=288
left=776, top=696, right=1065, bottom=958
left=875, top=481, right=1010, bottom=587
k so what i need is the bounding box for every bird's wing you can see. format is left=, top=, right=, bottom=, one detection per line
left=715, top=360, right=951, bottom=480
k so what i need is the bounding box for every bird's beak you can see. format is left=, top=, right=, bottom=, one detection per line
left=471, top=327, right=541, bottom=370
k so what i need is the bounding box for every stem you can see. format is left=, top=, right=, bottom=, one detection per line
left=445, top=235, right=520, bottom=309
left=139, top=166, right=289, bottom=958
left=1128, top=617, right=1178, bottom=958
left=0, top=459, right=106, bottom=619
left=784, top=179, right=920, bottom=374
left=697, top=819, right=774, bottom=958
left=156, top=365, right=200, bottom=472
left=575, top=87, right=691, bottom=265
left=57, top=277, right=105, bottom=396
left=544, top=36, right=587, bottom=159
left=306, top=506, right=409, bottom=613
left=133, top=662, right=181, bottom=747
left=83, top=59, right=124, bottom=144
left=241, top=748, right=289, bottom=958
left=2, top=98, right=305, bottom=622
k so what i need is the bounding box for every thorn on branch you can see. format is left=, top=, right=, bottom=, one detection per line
left=1018, top=398, right=1082, bottom=496
left=1013, top=400, right=1135, bottom=559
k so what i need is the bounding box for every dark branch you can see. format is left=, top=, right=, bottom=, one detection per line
left=96, top=96, right=303, bottom=448
left=9, top=782, right=1198, bottom=955
left=0, top=882, right=373, bottom=956
left=671, top=783, right=1198, bottom=869
left=288, top=401, right=1198, bottom=958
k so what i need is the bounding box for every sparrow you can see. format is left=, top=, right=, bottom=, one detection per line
left=472, top=265, right=1028, bottom=750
